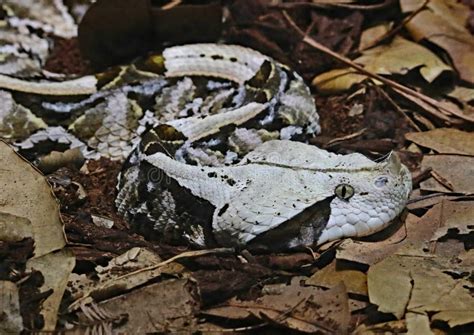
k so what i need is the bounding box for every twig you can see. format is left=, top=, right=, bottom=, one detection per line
left=161, top=0, right=182, bottom=10
left=375, top=85, right=422, bottom=131
left=197, top=322, right=269, bottom=333
left=273, top=0, right=393, bottom=11
left=411, top=167, right=432, bottom=187
left=361, top=0, right=430, bottom=51
left=281, top=11, right=474, bottom=124
left=68, top=247, right=234, bottom=311
left=430, top=170, right=455, bottom=191
left=325, top=128, right=367, bottom=147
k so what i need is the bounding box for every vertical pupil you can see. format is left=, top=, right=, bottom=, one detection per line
left=341, top=186, right=346, bottom=197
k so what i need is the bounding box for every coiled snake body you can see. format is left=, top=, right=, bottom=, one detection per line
left=0, top=44, right=412, bottom=249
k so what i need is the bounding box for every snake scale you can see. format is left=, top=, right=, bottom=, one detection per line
left=0, top=43, right=412, bottom=250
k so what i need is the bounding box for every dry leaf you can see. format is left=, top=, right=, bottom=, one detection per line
left=400, top=0, right=474, bottom=84
left=68, top=248, right=228, bottom=311
left=0, top=212, right=32, bottom=242
left=26, top=249, right=75, bottom=331
left=406, top=194, right=467, bottom=211
left=306, top=259, right=367, bottom=295
left=420, top=155, right=474, bottom=194
left=0, top=141, right=65, bottom=258
left=67, top=247, right=180, bottom=304
left=405, top=128, right=474, bottom=156
left=204, top=279, right=350, bottom=334
left=368, top=254, right=474, bottom=327
left=406, top=312, right=433, bottom=335
left=335, top=205, right=462, bottom=266
left=98, top=279, right=200, bottom=334
left=430, top=201, right=474, bottom=241
left=359, top=23, right=391, bottom=50
left=0, top=281, right=23, bottom=334
left=335, top=215, right=415, bottom=266
left=448, top=86, right=474, bottom=104
left=312, top=37, right=452, bottom=93
left=368, top=200, right=474, bottom=328
left=36, top=148, right=85, bottom=174
left=405, top=200, right=474, bottom=257
left=353, top=320, right=407, bottom=334
left=312, top=68, right=368, bottom=94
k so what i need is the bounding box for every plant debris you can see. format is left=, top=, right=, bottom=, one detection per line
left=1, top=0, right=474, bottom=333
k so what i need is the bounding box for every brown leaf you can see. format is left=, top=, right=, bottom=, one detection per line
left=98, top=279, right=200, bottom=334
left=358, top=23, right=391, bottom=51
left=400, top=0, right=474, bottom=84
left=405, top=128, right=474, bottom=156
left=68, top=248, right=230, bottom=311
left=430, top=201, right=474, bottom=241
left=204, top=279, right=350, bottom=334
left=306, top=259, right=368, bottom=296
left=68, top=247, right=184, bottom=308
left=335, top=215, right=414, bottom=266
left=26, top=249, right=75, bottom=331
left=353, top=319, right=407, bottom=334
left=312, top=37, right=452, bottom=93
left=0, top=281, right=23, bottom=334
left=420, top=155, right=474, bottom=194
left=368, top=254, right=474, bottom=327
left=368, top=200, right=474, bottom=327
left=336, top=204, right=461, bottom=266
left=0, top=141, right=65, bottom=258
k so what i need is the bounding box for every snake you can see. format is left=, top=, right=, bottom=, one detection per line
left=0, top=43, right=412, bottom=250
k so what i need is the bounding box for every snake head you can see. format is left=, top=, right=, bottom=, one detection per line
left=316, top=151, right=412, bottom=245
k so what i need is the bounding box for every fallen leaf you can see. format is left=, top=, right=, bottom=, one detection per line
left=306, top=259, right=367, bottom=296
left=0, top=281, right=23, bottom=334
left=0, top=212, right=32, bottom=242
left=95, top=247, right=162, bottom=280
left=400, top=0, right=474, bottom=84
left=36, top=148, right=85, bottom=174
left=336, top=204, right=465, bottom=266
left=406, top=312, right=433, bottom=335
left=98, top=279, right=200, bottom=334
left=368, top=200, right=474, bottom=328
left=0, top=141, right=66, bottom=258
left=359, top=23, right=391, bottom=51
left=405, top=128, right=474, bottom=156
left=26, top=249, right=75, bottom=331
left=420, top=155, right=474, bottom=194
left=68, top=248, right=231, bottom=311
left=368, top=254, right=474, bottom=327
left=406, top=194, right=468, bottom=211
left=312, top=68, right=368, bottom=94
left=312, top=37, right=452, bottom=93
left=353, top=320, right=407, bottom=335
left=448, top=86, right=474, bottom=104
left=430, top=201, right=474, bottom=241
left=204, top=279, right=350, bottom=334
left=392, top=87, right=459, bottom=124
left=335, top=215, right=414, bottom=266
left=67, top=247, right=179, bottom=305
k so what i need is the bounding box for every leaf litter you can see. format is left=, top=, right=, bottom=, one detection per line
left=1, top=0, right=474, bottom=334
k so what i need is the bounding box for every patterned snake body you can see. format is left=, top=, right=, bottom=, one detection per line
left=0, top=44, right=411, bottom=249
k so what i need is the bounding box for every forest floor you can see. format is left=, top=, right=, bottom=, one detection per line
left=1, top=0, right=473, bottom=334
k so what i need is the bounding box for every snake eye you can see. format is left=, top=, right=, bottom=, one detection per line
left=335, top=184, right=354, bottom=200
